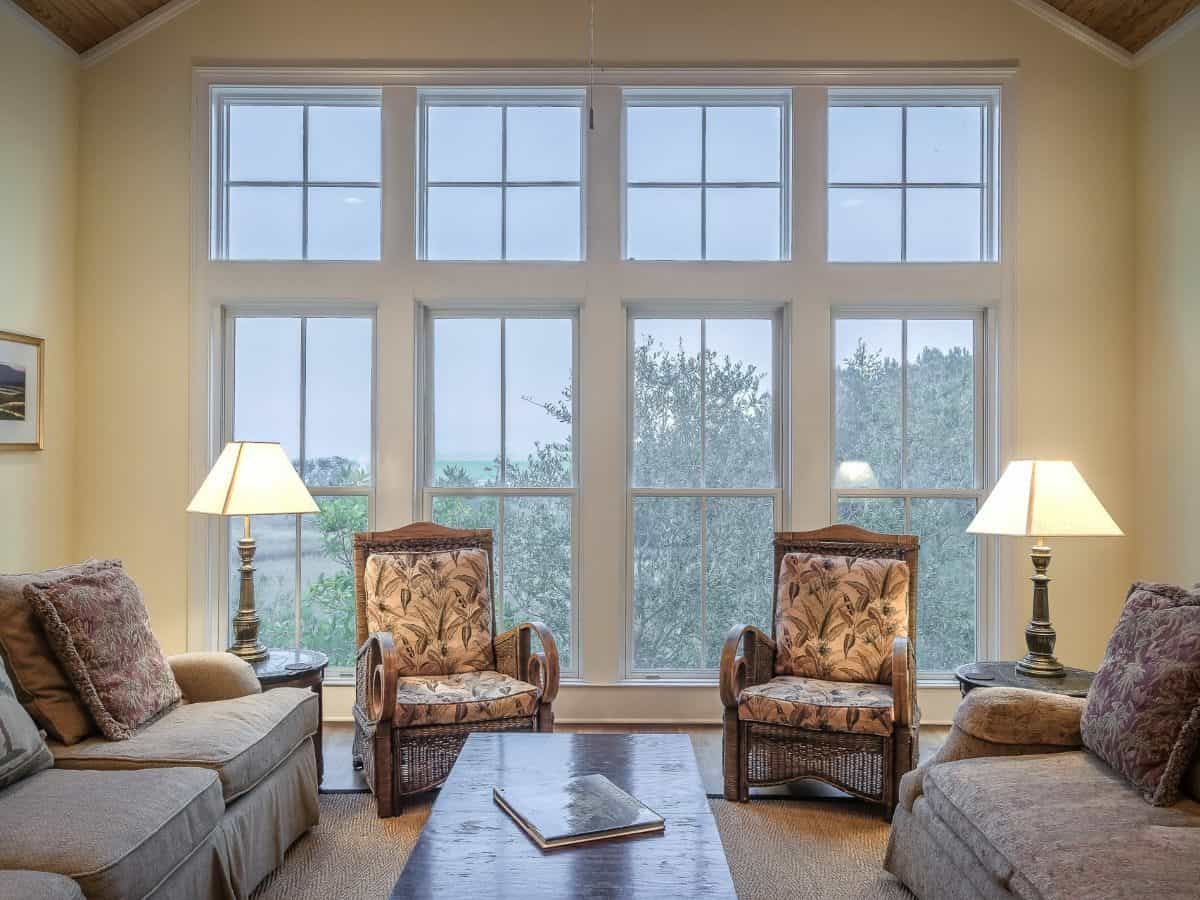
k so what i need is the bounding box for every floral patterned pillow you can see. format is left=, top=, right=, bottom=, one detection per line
left=1081, top=581, right=1200, bottom=805
left=23, top=564, right=181, bottom=741
left=364, top=549, right=495, bottom=676
left=774, top=553, right=909, bottom=683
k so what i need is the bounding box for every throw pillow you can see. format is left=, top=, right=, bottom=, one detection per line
left=774, top=552, right=909, bottom=683
left=0, top=656, right=53, bottom=790
left=23, top=564, right=181, bottom=741
left=364, top=549, right=495, bottom=675
left=1081, top=581, right=1200, bottom=806
left=0, top=561, right=111, bottom=744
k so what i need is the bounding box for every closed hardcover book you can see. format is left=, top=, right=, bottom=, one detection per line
left=493, top=773, right=665, bottom=849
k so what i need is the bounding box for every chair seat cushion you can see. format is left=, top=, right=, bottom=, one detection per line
left=0, top=767, right=223, bottom=900
left=394, top=670, right=538, bottom=727
left=923, top=752, right=1200, bottom=900
left=49, top=687, right=318, bottom=801
left=738, top=675, right=894, bottom=736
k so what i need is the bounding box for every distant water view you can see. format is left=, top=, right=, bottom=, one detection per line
left=433, top=458, right=497, bottom=483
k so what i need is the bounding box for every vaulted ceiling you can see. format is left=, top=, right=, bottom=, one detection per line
left=10, top=0, right=1200, bottom=57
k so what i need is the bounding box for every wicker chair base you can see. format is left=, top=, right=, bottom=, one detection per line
left=744, top=721, right=891, bottom=802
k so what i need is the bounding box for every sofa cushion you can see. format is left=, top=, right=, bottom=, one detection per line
left=1081, top=581, right=1200, bottom=805
left=393, top=670, right=538, bottom=727
left=364, top=549, right=496, bottom=675
left=49, top=687, right=317, bottom=802
left=923, top=752, right=1200, bottom=900
left=24, top=564, right=181, bottom=740
left=0, top=562, right=108, bottom=744
left=773, top=552, right=908, bottom=682
left=738, top=675, right=893, bottom=736
left=0, top=656, right=53, bottom=790
left=0, top=767, right=223, bottom=900
left=0, top=870, right=85, bottom=900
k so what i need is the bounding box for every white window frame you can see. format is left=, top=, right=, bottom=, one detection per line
left=621, top=88, right=793, bottom=261
left=827, top=87, right=1000, bottom=263
left=625, top=303, right=789, bottom=680
left=416, top=88, right=588, bottom=261
left=414, top=303, right=582, bottom=677
left=209, top=86, right=384, bottom=261
left=219, top=303, right=378, bottom=678
left=829, top=307, right=995, bottom=679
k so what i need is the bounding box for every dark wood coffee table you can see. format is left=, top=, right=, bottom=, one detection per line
left=391, top=732, right=736, bottom=899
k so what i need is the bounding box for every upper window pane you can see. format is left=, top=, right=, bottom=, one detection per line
left=834, top=319, right=901, bottom=489
left=420, top=94, right=584, bottom=260
left=624, top=93, right=789, bottom=261
left=632, top=319, right=702, bottom=488
left=433, top=318, right=501, bottom=486
left=504, top=318, right=573, bottom=487
left=906, top=319, right=975, bottom=489
left=213, top=91, right=382, bottom=261
left=827, top=105, right=900, bottom=184
left=304, top=317, right=373, bottom=486
left=704, top=318, right=774, bottom=488
left=906, top=106, right=982, bottom=184
left=233, top=317, right=301, bottom=467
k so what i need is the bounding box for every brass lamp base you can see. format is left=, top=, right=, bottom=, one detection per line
left=227, top=519, right=269, bottom=663
left=1016, top=542, right=1065, bottom=678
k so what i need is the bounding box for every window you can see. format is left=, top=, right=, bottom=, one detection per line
left=420, top=310, right=578, bottom=671
left=417, top=91, right=585, bottom=260
left=224, top=312, right=375, bottom=673
left=211, top=88, right=382, bottom=260
left=831, top=314, right=986, bottom=673
left=628, top=311, right=783, bottom=674
left=827, top=89, right=998, bottom=262
left=623, top=91, right=790, bottom=261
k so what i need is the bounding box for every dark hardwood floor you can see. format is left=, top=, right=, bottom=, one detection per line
left=319, top=721, right=949, bottom=797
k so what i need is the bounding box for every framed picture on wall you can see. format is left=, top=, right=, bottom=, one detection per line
left=0, top=331, right=44, bottom=451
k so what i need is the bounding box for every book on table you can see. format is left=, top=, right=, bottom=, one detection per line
left=493, top=773, right=665, bottom=849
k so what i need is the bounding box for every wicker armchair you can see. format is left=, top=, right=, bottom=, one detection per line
left=720, top=525, right=919, bottom=815
left=351, top=522, right=559, bottom=817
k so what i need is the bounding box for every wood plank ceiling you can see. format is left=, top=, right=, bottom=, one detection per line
left=9, top=0, right=1200, bottom=56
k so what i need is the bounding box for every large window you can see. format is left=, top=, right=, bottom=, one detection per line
left=628, top=311, right=783, bottom=675
left=827, top=89, right=998, bottom=262
left=224, top=312, right=375, bottom=672
left=623, top=90, right=790, bottom=261
left=210, top=88, right=382, bottom=261
left=831, top=314, right=986, bottom=672
left=417, top=91, right=585, bottom=260
left=420, top=310, right=578, bottom=672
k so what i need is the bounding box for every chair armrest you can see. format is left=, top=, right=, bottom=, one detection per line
left=356, top=632, right=398, bottom=725
left=719, top=624, right=776, bottom=709
left=892, top=636, right=916, bottom=727
left=496, top=622, right=560, bottom=704
left=168, top=652, right=261, bottom=702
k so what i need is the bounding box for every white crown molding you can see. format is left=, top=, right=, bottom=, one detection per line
left=1008, top=0, right=1134, bottom=67
left=1134, top=3, right=1200, bottom=66
left=0, top=0, right=79, bottom=62
left=80, top=0, right=200, bottom=68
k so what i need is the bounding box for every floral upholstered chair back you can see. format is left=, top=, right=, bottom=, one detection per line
left=773, top=552, right=910, bottom=684
left=362, top=546, right=496, bottom=676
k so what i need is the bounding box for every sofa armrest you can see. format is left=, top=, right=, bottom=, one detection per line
left=167, top=652, right=261, bottom=702
left=0, top=870, right=85, bottom=900
left=953, top=686, right=1085, bottom=747
left=719, top=624, right=776, bottom=709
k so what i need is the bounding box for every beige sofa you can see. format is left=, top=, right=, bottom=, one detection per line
left=0, top=652, right=319, bottom=900
left=885, top=687, right=1200, bottom=900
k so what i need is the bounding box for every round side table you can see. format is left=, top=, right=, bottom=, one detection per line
left=955, top=660, right=1094, bottom=699
left=251, top=648, right=328, bottom=780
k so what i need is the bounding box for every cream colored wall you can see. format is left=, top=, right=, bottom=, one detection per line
left=76, top=0, right=1137, bottom=720
left=1135, top=27, right=1200, bottom=589
left=0, top=7, right=78, bottom=572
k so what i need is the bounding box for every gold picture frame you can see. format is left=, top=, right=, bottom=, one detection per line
left=0, top=330, right=44, bottom=451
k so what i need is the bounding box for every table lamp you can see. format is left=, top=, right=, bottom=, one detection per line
left=187, top=441, right=318, bottom=662
left=967, top=460, right=1122, bottom=677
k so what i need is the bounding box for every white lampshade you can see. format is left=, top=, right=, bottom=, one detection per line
left=187, top=442, right=318, bottom=517
left=834, top=460, right=880, bottom=489
left=967, top=460, right=1122, bottom=538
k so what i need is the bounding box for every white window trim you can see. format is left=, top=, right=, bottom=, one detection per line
left=209, top=86, right=384, bottom=261
left=219, top=302, right=379, bottom=681
left=188, top=66, right=1016, bottom=709
left=622, top=88, right=793, bottom=261
left=826, top=86, right=1001, bottom=263
left=829, top=306, right=998, bottom=680
left=413, top=302, right=582, bottom=677
left=624, top=302, right=789, bottom=680
left=415, top=88, right=587, bottom=261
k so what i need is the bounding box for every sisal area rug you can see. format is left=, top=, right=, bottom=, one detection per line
left=252, top=794, right=914, bottom=899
